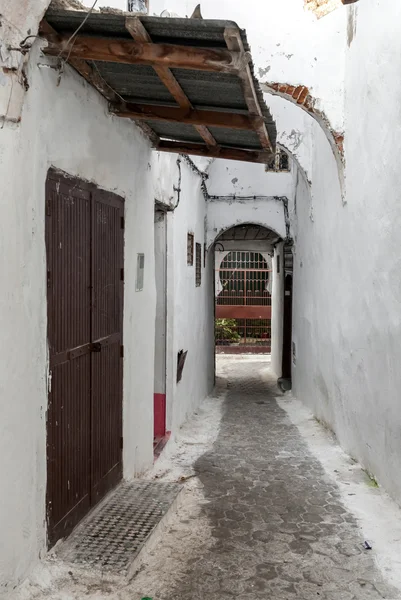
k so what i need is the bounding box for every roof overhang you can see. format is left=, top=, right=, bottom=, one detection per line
left=40, top=8, right=276, bottom=164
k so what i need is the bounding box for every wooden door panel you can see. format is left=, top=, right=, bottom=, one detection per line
left=91, top=189, right=124, bottom=501
left=45, top=172, right=91, bottom=546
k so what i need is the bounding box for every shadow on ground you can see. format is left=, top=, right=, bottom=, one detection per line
left=168, top=358, right=397, bottom=600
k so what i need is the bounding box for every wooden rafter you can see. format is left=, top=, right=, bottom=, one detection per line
left=157, top=140, right=271, bottom=164
left=224, top=27, right=273, bottom=153
left=113, top=103, right=264, bottom=130
left=125, top=17, right=218, bottom=148
left=39, top=20, right=120, bottom=104
left=39, top=13, right=275, bottom=163
left=39, top=19, right=161, bottom=148
left=42, top=33, right=249, bottom=74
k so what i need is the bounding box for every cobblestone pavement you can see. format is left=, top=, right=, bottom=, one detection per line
left=169, top=357, right=398, bottom=600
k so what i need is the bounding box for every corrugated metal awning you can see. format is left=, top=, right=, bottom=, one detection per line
left=40, top=7, right=276, bottom=163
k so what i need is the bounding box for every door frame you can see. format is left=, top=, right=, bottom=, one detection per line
left=281, top=244, right=293, bottom=380
left=153, top=208, right=167, bottom=442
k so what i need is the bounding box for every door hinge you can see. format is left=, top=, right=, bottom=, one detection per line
left=47, top=270, right=51, bottom=288
left=120, top=345, right=124, bottom=358
left=121, top=216, right=125, bottom=230
left=46, top=200, right=51, bottom=217
left=120, top=268, right=124, bottom=282
left=120, top=436, right=123, bottom=449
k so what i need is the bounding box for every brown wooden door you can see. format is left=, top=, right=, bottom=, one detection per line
left=91, top=189, right=124, bottom=504
left=45, top=170, right=124, bottom=547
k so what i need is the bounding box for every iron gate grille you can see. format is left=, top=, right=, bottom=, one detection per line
left=215, top=251, right=272, bottom=353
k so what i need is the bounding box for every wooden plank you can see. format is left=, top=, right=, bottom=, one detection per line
left=157, top=140, right=271, bottom=164
left=42, top=33, right=248, bottom=74
left=113, top=102, right=263, bottom=130
left=224, top=27, right=273, bottom=153
left=216, top=305, right=272, bottom=319
left=126, top=17, right=217, bottom=148
left=195, top=125, right=218, bottom=147
left=39, top=19, right=121, bottom=104
left=39, top=18, right=161, bottom=147
left=153, top=66, right=192, bottom=109
left=125, top=15, right=152, bottom=42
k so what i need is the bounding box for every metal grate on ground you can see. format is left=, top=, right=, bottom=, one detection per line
left=57, top=481, right=181, bottom=575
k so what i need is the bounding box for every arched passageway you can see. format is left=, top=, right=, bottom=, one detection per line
left=211, top=223, right=293, bottom=383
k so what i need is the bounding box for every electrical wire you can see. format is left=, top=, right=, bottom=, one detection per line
left=57, top=0, right=99, bottom=60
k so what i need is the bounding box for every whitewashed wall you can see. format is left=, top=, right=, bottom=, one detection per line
left=0, top=42, right=157, bottom=588
left=167, top=161, right=215, bottom=433
left=207, top=159, right=294, bottom=200
left=0, top=0, right=50, bottom=123
left=206, top=197, right=287, bottom=250
left=292, top=0, right=401, bottom=504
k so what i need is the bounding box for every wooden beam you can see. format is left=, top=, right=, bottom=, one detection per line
left=134, top=121, right=161, bottom=147
left=195, top=126, right=218, bottom=147
left=113, top=102, right=264, bottom=130
left=39, top=19, right=121, bottom=104
left=224, top=27, right=273, bottom=153
left=157, top=140, right=271, bottom=164
left=42, top=33, right=249, bottom=74
left=39, top=19, right=160, bottom=148
left=125, top=17, right=218, bottom=148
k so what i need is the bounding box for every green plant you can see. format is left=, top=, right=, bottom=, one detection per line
left=215, top=318, right=240, bottom=342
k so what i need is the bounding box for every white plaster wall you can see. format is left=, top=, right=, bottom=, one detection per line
left=167, top=163, right=215, bottom=433
left=207, top=159, right=294, bottom=200
left=0, top=45, right=158, bottom=588
left=0, top=0, right=52, bottom=122
left=206, top=197, right=287, bottom=250
left=289, top=0, right=401, bottom=508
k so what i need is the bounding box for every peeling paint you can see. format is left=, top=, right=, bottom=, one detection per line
left=288, top=129, right=304, bottom=152
left=304, top=0, right=342, bottom=19
left=258, top=65, right=271, bottom=78
left=263, top=81, right=346, bottom=186
left=347, top=5, right=357, bottom=47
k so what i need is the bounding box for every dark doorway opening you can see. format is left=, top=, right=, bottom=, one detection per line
left=281, top=244, right=294, bottom=382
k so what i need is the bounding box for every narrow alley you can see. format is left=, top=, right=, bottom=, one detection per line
left=171, top=358, right=398, bottom=599
left=3, top=0, right=401, bottom=596
left=15, top=357, right=401, bottom=599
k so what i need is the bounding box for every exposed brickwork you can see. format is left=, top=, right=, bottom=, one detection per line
left=305, top=0, right=359, bottom=19
left=266, top=82, right=345, bottom=160
left=305, top=0, right=342, bottom=19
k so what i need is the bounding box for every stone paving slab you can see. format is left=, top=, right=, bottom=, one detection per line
left=166, top=358, right=400, bottom=599
left=57, top=481, right=181, bottom=576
